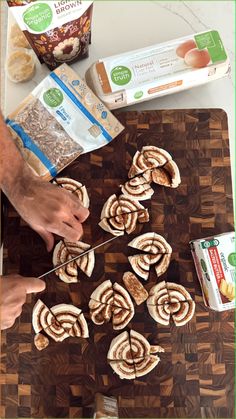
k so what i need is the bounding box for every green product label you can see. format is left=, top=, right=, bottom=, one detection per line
left=201, top=239, right=219, bottom=249
left=194, top=31, right=227, bottom=64
left=228, top=252, right=236, bottom=267
left=43, top=88, right=63, bottom=108
left=134, top=91, right=143, bottom=99
left=111, top=66, right=132, bottom=86
left=23, top=3, right=53, bottom=32
left=200, top=258, right=207, bottom=272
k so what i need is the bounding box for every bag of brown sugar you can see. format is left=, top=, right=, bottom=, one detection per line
left=6, top=64, right=124, bottom=180
left=6, top=0, right=93, bottom=70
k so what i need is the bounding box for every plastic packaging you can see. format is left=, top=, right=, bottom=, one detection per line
left=6, top=0, right=93, bottom=70
left=6, top=64, right=124, bottom=180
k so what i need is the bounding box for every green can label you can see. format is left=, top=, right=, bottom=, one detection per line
left=23, top=3, right=53, bottom=32
left=43, top=88, right=63, bottom=108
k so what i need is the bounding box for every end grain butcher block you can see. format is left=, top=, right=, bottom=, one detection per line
left=1, top=109, right=234, bottom=419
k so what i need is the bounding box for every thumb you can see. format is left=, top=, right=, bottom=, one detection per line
left=30, top=224, right=55, bottom=252
left=22, top=277, right=46, bottom=294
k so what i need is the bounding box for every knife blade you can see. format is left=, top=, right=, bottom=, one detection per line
left=38, top=235, right=120, bottom=279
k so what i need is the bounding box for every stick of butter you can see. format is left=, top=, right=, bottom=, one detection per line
left=190, top=231, right=235, bottom=311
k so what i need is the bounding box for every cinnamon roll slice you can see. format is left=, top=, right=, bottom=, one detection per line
left=144, top=160, right=181, bottom=188
left=89, top=280, right=114, bottom=306
left=141, top=145, right=172, bottom=168
left=147, top=282, right=195, bottom=326
left=128, top=254, right=158, bottom=281
left=128, top=232, right=172, bottom=255
left=53, top=177, right=90, bottom=208
left=32, top=299, right=55, bottom=333
left=89, top=281, right=134, bottom=330
left=122, top=272, right=148, bottom=305
left=120, top=176, right=154, bottom=201
left=52, top=240, right=95, bottom=283
left=109, top=360, right=136, bottom=380
left=108, top=330, right=164, bottom=379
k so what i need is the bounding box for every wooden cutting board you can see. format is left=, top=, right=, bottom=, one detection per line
left=0, top=109, right=234, bottom=419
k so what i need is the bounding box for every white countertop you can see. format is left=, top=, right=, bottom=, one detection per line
left=4, top=0, right=235, bottom=199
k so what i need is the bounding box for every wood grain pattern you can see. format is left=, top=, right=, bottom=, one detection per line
left=0, top=109, right=234, bottom=418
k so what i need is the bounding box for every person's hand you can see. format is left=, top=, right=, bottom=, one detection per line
left=0, top=274, right=46, bottom=330
left=6, top=176, right=89, bottom=251
left=0, top=114, right=89, bottom=251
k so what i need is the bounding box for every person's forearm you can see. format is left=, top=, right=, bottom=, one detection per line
left=0, top=111, right=35, bottom=199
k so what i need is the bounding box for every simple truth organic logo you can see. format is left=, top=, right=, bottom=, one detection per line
left=23, top=3, right=53, bottom=32
left=111, top=66, right=132, bottom=86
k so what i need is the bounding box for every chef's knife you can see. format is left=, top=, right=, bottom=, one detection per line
left=38, top=235, right=120, bottom=279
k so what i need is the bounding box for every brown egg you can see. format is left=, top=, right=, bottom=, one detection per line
left=184, top=48, right=211, bottom=68
left=176, top=40, right=197, bottom=58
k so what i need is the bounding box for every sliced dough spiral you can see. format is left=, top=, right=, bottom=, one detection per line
left=52, top=240, right=95, bottom=283
left=128, top=232, right=172, bottom=254
left=99, top=194, right=149, bottom=236
left=171, top=300, right=195, bottom=326
left=100, top=194, right=122, bottom=219
left=32, top=300, right=54, bottom=333
left=167, top=282, right=193, bottom=302
left=89, top=280, right=114, bottom=305
left=128, top=232, right=156, bottom=253
left=128, top=254, right=152, bottom=281
left=144, top=160, right=181, bottom=188
left=53, top=177, right=90, bottom=208
left=89, top=281, right=134, bottom=330
left=32, top=300, right=89, bottom=347
left=147, top=281, right=169, bottom=306
left=128, top=146, right=172, bottom=179
left=120, top=176, right=154, bottom=201
left=108, top=330, right=164, bottom=379
left=107, top=331, right=132, bottom=361
left=147, top=281, right=195, bottom=326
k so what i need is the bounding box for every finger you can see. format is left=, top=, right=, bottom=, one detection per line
left=22, top=278, right=46, bottom=294
left=29, top=224, right=55, bottom=252
left=73, top=205, right=90, bottom=223
left=38, top=229, right=54, bottom=252
left=14, top=306, right=23, bottom=318
left=58, top=222, right=83, bottom=242
left=2, top=319, right=15, bottom=330
left=64, top=216, right=85, bottom=235
left=69, top=195, right=90, bottom=222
